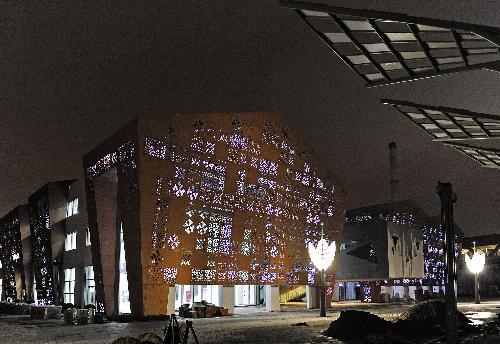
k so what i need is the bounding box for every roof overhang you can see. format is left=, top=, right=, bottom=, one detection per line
left=281, top=0, right=500, bottom=87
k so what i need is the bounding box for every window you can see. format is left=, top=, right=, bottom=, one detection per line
left=118, top=224, right=130, bottom=313
left=84, top=266, right=96, bottom=306
left=0, top=278, right=2, bottom=302
left=63, top=268, right=76, bottom=304
left=85, top=228, right=91, bottom=246
left=67, top=198, right=79, bottom=217
left=33, top=275, right=37, bottom=305
left=65, top=232, right=77, bottom=251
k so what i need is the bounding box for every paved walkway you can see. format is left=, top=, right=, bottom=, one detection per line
left=1, top=301, right=499, bottom=343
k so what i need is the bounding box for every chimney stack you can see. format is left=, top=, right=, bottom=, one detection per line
left=389, top=142, right=399, bottom=202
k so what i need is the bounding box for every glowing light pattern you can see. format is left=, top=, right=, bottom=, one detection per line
left=167, top=234, right=180, bottom=249
left=465, top=250, right=485, bottom=274
left=147, top=267, right=178, bottom=284
left=422, top=224, right=446, bottom=284
left=362, top=282, right=372, bottom=303
left=145, top=114, right=342, bottom=286
left=0, top=210, right=24, bottom=302
left=86, top=141, right=136, bottom=180
left=29, top=190, right=54, bottom=305
left=308, top=239, right=336, bottom=271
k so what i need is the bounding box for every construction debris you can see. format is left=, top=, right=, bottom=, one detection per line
left=178, top=301, right=229, bottom=318
left=323, top=301, right=474, bottom=343
left=323, top=310, right=392, bottom=341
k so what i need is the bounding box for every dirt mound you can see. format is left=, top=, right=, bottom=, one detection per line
left=323, top=310, right=392, bottom=341
left=324, top=301, right=473, bottom=343
left=396, top=300, right=471, bottom=336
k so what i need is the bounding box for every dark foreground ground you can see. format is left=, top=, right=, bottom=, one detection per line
left=1, top=301, right=500, bottom=344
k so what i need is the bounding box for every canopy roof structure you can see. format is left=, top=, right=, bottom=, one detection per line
left=281, top=0, right=500, bottom=86
left=443, top=142, right=500, bottom=169
left=381, top=99, right=500, bottom=141
left=381, top=99, right=500, bottom=169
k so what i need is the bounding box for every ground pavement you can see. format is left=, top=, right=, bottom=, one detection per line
left=1, top=301, right=499, bottom=344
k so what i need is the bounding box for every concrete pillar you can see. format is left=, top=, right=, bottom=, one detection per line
left=403, top=286, right=410, bottom=301
left=167, top=286, right=176, bottom=315
left=332, top=283, right=340, bottom=302
left=385, top=286, right=393, bottom=302
left=306, top=286, right=318, bottom=309
left=211, top=285, right=222, bottom=306
left=265, top=286, right=280, bottom=311
left=222, top=286, right=234, bottom=315
left=326, top=290, right=332, bottom=308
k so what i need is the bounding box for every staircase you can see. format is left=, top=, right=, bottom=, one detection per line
left=279, top=285, right=306, bottom=303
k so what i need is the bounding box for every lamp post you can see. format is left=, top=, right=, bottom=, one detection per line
left=465, top=242, right=485, bottom=304
left=308, top=223, right=336, bottom=317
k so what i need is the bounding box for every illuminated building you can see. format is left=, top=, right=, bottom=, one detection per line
left=0, top=206, right=29, bottom=302
left=0, top=180, right=92, bottom=307
left=333, top=201, right=462, bottom=303
left=83, top=113, right=344, bottom=316
left=0, top=113, right=343, bottom=316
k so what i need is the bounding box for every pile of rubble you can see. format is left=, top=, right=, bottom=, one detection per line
left=323, top=300, right=475, bottom=343
left=178, top=301, right=229, bottom=318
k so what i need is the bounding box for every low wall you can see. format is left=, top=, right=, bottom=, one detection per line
left=0, top=302, right=31, bottom=315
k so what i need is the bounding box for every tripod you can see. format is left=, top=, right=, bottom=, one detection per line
left=164, top=314, right=200, bottom=344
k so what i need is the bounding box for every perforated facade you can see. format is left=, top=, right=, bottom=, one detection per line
left=84, top=113, right=344, bottom=316
left=0, top=207, right=27, bottom=301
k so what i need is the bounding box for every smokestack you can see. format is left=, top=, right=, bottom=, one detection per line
left=389, top=142, right=399, bottom=202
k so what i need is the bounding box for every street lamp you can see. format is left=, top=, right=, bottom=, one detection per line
left=465, top=242, right=485, bottom=304
left=308, top=223, right=336, bottom=317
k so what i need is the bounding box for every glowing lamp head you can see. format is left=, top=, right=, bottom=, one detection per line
left=308, top=238, right=336, bottom=271
left=465, top=250, right=485, bottom=274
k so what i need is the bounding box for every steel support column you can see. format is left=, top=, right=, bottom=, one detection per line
left=436, top=181, right=457, bottom=344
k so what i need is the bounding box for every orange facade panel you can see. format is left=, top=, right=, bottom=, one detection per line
left=84, top=113, right=344, bottom=316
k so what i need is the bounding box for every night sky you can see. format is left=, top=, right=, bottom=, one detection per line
left=2, top=1, right=499, bottom=236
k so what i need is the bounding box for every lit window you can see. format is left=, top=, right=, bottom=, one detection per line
left=67, top=198, right=79, bottom=217
left=65, top=232, right=77, bottom=251
left=33, top=275, right=37, bottom=304
left=0, top=278, right=3, bottom=302
left=85, top=228, right=91, bottom=246
left=84, top=266, right=95, bottom=306
left=63, top=268, right=76, bottom=304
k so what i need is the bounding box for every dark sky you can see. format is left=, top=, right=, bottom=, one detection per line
left=2, top=0, right=499, bottom=236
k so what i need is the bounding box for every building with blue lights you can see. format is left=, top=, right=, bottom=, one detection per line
left=333, top=201, right=461, bottom=303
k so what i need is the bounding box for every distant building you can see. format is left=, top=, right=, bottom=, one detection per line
left=0, top=179, right=92, bottom=307
left=334, top=201, right=461, bottom=303
left=0, top=206, right=29, bottom=302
